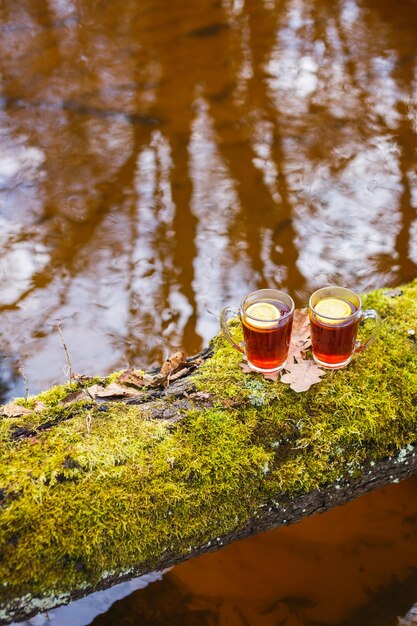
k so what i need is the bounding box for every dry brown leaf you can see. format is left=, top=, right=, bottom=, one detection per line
left=117, top=369, right=148, bottom=388
left=60, top=389, right=92, bottom=405
left=191, top=391, right=212, bottom=401
left=239, top=362, right=253, bottom=374
left=240, top=361, right=280, bottom=381
left=263, top=371, right=280, bottom=381
left=97, top=382, right=143, bottom=398
left=87, top=383, right=143, bottom=400
left=3, top=403, right=32, bottom=417
left=280, top=360, right=325, bottom=393
left=161, top=351, right=187, bottom=376
left=86, top=384, right=107, bottom=399
left=287, top=308, right=311, bottom=362
left=72, top=373, right=98, bottom=384
left=33, top=401, right=47, bottom=412
left=281, top=308, right=325, bottom=391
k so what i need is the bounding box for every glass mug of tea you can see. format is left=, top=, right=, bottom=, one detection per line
left=220, top=289, right=295, bottom=373
left=309, top=286, right=381, bottom=369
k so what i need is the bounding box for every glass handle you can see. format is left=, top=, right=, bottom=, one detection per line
left=356, top=309, right=381, bottom=351
left=220, top=306, right=244, bottom=354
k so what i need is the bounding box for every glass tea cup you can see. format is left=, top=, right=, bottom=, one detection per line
left=308, top=286, right=381, bottom=369
left=220, top=289, right=295, bottom=373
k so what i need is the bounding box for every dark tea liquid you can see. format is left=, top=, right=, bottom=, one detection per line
left=242, top=299, right=293, bottom=371
left=310, top=299, right=359, bottom=367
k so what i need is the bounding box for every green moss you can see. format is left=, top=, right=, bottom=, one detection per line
left=106, top=370, right=128, bottom=384
left=2, top=281, right=417, bottom=612
left=196, top=324, right=250, bottom=403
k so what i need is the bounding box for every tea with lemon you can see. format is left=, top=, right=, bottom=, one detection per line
left=242, top=299, right=293, bottom=371
left=310, top=296, right=359, bottom=367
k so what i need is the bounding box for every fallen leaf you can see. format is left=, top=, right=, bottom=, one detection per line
left=86, top=384, right=106, bottom=399
left=3, top=403, right=32, bottom=417
left=72, top=373, right=98, bottom=384
left=87, top=383, right=143, bottom=400
left=239, top=362, right=253, bottom=374
left=287, top=308, right=311, bottom=362
left=161, top=351, right=187, bottom=376
left=97, top=383, right=144, bottom=398
left=191, top=391, right=212, bottom=401
left=281, top=360, right=325, bottom=393
left=239, top=360, right=280, bottom=380
left=263, top=371, right=280, bottom=381
left=33, top=401, right=47, bottom=412
left=60, top=390, right=92, bottom=405
left=117, top=369, right=148, bottom=388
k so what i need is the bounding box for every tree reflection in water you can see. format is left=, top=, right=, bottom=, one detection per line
left=0, top=354, right=23, bottom=405
left=1, top=1, right=417, bottom=624
left=0, top=0, right=417, bottom=394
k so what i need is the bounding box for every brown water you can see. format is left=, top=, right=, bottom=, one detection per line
left=1, top=0, right=417, bottom=623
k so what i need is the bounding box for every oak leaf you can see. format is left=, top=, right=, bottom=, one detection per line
left=87, top=383, right=143, bottom=400
left=117, top=369, right=148, bottom=388
left=161, top=351, right=187, bottom=376
left=281, top=308, right=325, bottom=392
left=280, top=360, right=325, bottom=393
left=264, top=370, right=279, bottom=381
left=72, top=373, right=98, bottom=384
left=3, top=403, right=32, bottom=417
left=239, top=362, right=253, bottom=375
left=33, top=401, right=47, bottom=412
left=287, top=308, right=310, bottom=362
left=60, top=389, right=92, bottom=405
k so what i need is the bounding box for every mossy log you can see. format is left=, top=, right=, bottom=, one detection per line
left=2, top=282, right=417, bottom=624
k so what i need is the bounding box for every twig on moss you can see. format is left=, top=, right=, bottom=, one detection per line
left=86, top=411, right=92, bottom=434
left=57, top=324, right=73, bottom=383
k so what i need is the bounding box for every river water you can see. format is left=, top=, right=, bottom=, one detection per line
left=1, top=0, right=417, bottom=624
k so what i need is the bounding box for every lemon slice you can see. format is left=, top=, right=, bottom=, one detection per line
left=245, top=301, right=280, bottom=330
left=315, top=297, right=352, bottom=325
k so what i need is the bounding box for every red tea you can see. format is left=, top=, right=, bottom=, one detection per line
left=310, top=297, right=359, bottom=367
left=242, top=299, right=293, bottom=371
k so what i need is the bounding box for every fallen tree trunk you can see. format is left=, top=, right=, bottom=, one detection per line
left=1, top=281, right=417, bottom=624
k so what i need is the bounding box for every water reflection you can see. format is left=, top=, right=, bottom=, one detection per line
left=0, top=0, right=417, bottom=394
left=0, top=354, right=24, bottom=405
left=91, top=477, right=417, bottom=626
left=1, top=0, right=417, bottom=624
